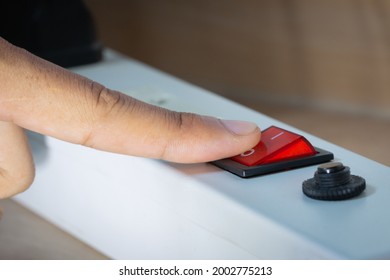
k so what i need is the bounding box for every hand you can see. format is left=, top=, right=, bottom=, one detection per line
left=0, top=37, right=261, bottom=199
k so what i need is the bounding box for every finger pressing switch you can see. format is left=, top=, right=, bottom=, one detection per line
left=231, top=126, right=317, bottom=166
left=212, top=126, right=334, bottom=178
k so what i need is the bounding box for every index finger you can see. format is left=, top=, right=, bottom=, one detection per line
left=0, top=37, right=261, bottom=163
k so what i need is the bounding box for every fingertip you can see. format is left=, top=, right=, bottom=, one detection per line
left=218, top=119, right=261, bottom=159
left=219, top=119, right=260, bottom=136
left=166, top=115, right=261, bottom=163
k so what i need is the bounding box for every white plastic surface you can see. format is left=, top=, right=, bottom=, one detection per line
left=16, top=50, right=390, bottom=259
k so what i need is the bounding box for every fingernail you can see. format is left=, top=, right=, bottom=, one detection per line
left=220, top=119, right=258, bottom=135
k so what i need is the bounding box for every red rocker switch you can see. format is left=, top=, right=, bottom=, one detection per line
left=212, top=126, right=334, bottom=178
left=231, top=126, right=317, bottom=166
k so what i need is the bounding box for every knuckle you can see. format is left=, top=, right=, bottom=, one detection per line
left=80, top=80, right=135, bottom=147
left=157, top=111, right=198, bottom=160
left=168, top=111, right=195, bottom=131
left=89, top=81, right=122, bottom=114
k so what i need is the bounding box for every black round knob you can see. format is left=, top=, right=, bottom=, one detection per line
left=302, top=162, right=366, bottom=200
left=317, top=162, right=345, bottom=174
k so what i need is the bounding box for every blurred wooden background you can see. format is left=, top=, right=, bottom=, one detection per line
left=84, top=0, right=390, bottom=165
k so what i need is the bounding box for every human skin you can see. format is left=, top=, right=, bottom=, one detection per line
left=0, top=37, right=261, bottom=199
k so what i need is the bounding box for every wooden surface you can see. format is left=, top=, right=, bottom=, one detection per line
left=85, top=0, right=390, bottom=118
left=0, top=199, right=107, bottom=259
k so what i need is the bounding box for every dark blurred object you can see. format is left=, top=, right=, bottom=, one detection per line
left=0, top=0, right=102, bottom=67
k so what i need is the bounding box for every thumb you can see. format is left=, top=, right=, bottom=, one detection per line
left=0, top=37, right=261, bottom=163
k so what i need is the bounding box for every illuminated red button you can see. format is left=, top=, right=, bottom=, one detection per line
left=231, top=126, right=317, bottom=166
